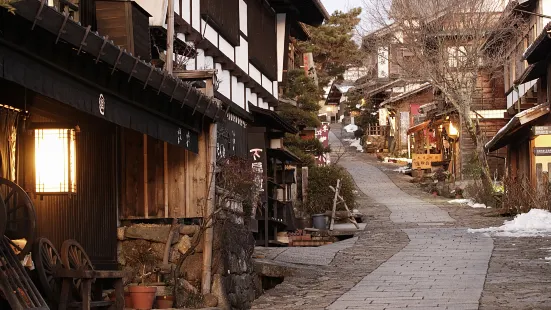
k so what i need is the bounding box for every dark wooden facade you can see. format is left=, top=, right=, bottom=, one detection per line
left=200, top=0, right=240, bottom=46
left=96, top=0, right=152, bottom=61
left=247, top=0, right=278, bottom=81
left=12, top=93, right=119, bottom=269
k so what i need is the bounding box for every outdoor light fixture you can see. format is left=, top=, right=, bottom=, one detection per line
left=326, top=106, right=333, bottom=112
left=35, top=128, right=76, bottom=193
left=448, top=122, right=459, bottom=139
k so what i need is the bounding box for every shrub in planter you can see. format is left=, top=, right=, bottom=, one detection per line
left=304, top=165, right=356, bottom=215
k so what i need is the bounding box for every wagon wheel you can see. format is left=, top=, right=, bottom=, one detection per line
left=0, top=177, right=36, bottom=259
left=61, top=239, right=94, bottom=298
left=33, top=237, right=62, bottom=303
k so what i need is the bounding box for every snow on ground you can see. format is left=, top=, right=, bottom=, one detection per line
left=469, top=209, right=551, bottom=237
left=383, top=157, right=412, bottom=163
left=349, top=139, right=364, bottom=152
left=393, top=166, right=409, bottom=173
left=448, top=199, right=489, bottom=209
left=343, top=124, right=358, bottom=133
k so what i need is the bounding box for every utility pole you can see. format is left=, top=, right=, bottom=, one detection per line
left=166, top=0, right=174, bottom=75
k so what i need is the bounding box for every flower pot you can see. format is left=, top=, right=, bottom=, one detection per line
left=128, top=285, right=157, bottom=310
left=108, top=291, right=132, bottom=308
left=156, top=295, right=174, bottom=309
left=125, top=292, right=133, bottom=308
left=295, top=217, right=311, bottom=229
left=312, top=214, right=327, bottom=230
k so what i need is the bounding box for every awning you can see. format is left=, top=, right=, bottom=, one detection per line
left=267, top=148, right=302, bottom=164
left=407, top=120, right=430, bottom=135
left=485, top=102, right=550, bottom=152
left=516, top=63, right=545, bottom=85
left=523, top=22, right=551, bottom=64
left=0, top=42, right=200, bottom=152
left=249, top=103, right=298, bottom=134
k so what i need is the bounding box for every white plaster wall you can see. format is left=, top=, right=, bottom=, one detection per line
left=543, top=0, right=551, bottom=26
left=276, top=14, right=286, bottom=82
left=272, top=81, right=279, bottom=99
left=250, top=91, right=258, bottom=107
left=235, top=37, right=249, bottom=71
left=239, top=0, right=248, bottom=35
left=217, top=65, right=231, bottom=99
left=258, top=98, right=265, bottom=109
left=196, top=49, right=205, bottom=70
left=249, top=64, right=262, bottom=84
left=202, top=20, right=218, bottom=47
left=182, top=0, right=191, bottom=23
left=232, top=78, right=246, bottom=109
left=192, top=0, right=200, bottom=30
left=134, top=0, right=167, bottom=26
left=204, top=56, right=214, bottom=70
left=262, top=75, right=272, bottom=94
left=219, top=36, right=235, bottom=61
left=246, top=88, right=252, bottom=109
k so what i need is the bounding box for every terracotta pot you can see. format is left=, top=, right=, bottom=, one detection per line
left=156, top=295, right=174, bottom=309
left=108, top=291, right=132, bottom=308
left=128, top=286, right=157, bottom=310
left=125, top=292, right=133, bottom=308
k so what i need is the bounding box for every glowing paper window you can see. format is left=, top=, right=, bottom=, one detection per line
left=35, top=129, right=76, bottom=193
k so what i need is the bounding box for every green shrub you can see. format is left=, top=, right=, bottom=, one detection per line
left=305, top=165, right=356, bottom=215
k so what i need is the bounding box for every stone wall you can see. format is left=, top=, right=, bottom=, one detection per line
left=117, top=223, right=209, bottom=306
left=211, top=215, right=262, bottom=310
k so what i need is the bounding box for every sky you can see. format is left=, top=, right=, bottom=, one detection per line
left=320, top=0, right=364, bottom=14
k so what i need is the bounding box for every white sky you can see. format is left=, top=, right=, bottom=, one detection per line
left=320, top=0, right=364, bottom=14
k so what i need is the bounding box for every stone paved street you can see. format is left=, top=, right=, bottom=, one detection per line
left=251, top=125, right=551, bottom=310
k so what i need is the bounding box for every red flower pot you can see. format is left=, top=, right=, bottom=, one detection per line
left=128, top=286, right=157, bottom=310
left=156, top=295, right=174, bottom=309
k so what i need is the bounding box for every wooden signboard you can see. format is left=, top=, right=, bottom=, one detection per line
left=534, top=147, right=551, bottom=156
left=533, top=126, right=551, bottom=135
left=412, top=153, right=443, bottom=169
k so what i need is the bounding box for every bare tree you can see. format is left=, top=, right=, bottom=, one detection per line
left=362, top=0, right=523, bottom=188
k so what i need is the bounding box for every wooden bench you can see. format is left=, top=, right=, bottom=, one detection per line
left=55, top=269, right=125, bottom=310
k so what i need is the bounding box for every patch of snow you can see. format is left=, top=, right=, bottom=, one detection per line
left=383, top=157, right=413, bottom=163
left=448, top=199, right=472, bottom=204
left=448, top=199, right=489, bottom=209
left=546, top=257, right=551, bottom=261
left=343, top=124, right=359, bottom=133
left=469, top=209, right=551, bottom=237
left=349, top=138, right=364, bottom=152
left=393, top=166, right=409, bottom=173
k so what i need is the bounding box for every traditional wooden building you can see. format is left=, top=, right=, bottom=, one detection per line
left=0, top=0, right=221, bottom=270
left=485, top=0, right=551, bottom=184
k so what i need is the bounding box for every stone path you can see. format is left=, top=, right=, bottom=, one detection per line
left=255, top=237, right=358, bottom=266
left=327, top=131, right=494, bottom=310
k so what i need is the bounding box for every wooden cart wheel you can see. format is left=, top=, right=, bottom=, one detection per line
left=61, top=239, right=94, bottom=297
left=32, top=237, right=62, bottom=303
left=0, top=177, right=36, bottom=259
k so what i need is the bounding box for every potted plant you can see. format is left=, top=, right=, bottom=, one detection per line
left=125, top=243, right=158, bottom=310
left=156, top=277, right=175, bottom=309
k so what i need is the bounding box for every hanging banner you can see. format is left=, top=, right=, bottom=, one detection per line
left=379, top=108, right=388, bottom=126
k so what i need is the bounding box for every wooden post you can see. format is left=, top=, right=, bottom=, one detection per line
left=302, top=167, right=308, bottom=204
left=330, top=179, right=340, bottom=231
left=143, top=134, right=148, bottom=218
left=164, top=142, right=169, bottom=217
left=166, top=0, right=174, bottom=74
left=536, top=163, right=543, bottom=189
left=202, top=78, right=215, bottom=295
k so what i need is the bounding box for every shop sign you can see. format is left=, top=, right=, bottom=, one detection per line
left=412, top=153, right=442, bottom=169
left=534, top=147, right=551, bottom=156
left=533, top=126, right=551, bottom=136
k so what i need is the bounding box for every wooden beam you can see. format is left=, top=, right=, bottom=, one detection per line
left=164, top=142, right=169, bottom=217
left=143, top=134, right=148, bottom=218
left=173, top=70, right=217, bottom=81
